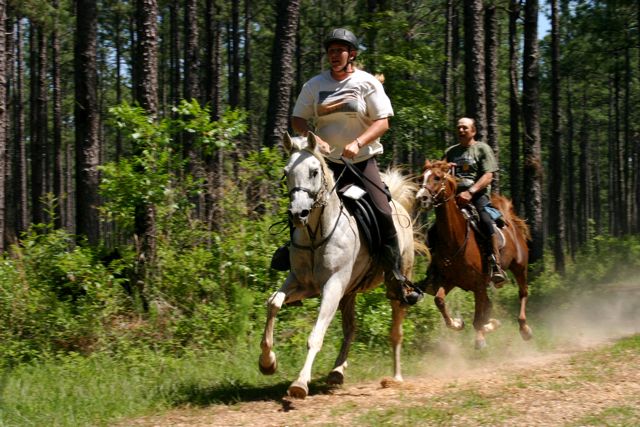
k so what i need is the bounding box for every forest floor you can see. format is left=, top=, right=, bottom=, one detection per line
left=121, top=282, right=640, bottom=426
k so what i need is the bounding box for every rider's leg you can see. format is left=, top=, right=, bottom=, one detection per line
left=359, top=159, right=422, bottom=305
left=478, top=206, right=506, bottom=286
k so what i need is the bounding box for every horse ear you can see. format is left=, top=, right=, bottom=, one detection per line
left=283, top=132, right=293, bottom=153
left=307, top=131, right=318, bottom=151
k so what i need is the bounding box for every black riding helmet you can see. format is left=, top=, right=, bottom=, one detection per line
left=323, top=28, right=359, bottom=52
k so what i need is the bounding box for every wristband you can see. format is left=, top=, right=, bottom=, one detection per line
left=355, top=137, right=363, bottom=148
left=468, top=187, right=477, bottom=195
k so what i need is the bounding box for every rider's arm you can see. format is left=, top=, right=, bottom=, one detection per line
left=342, top=117, right=389, bottom=159
left=468, top=171, right=493, bottom=196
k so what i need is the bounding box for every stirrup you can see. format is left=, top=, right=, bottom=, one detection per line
left=491, top=266, right=507, bottom=287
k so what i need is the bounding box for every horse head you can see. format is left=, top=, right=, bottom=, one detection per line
left=416, top=160, right=457, bottom=210
left=283, top=132, right=331, bottom=228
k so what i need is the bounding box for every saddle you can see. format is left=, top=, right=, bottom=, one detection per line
left=461, top=204, right=506, bottom=248
left=338, top=183, right=384, bottom=257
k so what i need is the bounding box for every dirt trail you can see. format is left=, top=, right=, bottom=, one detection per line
left=124, top=282, right=640, bottom=426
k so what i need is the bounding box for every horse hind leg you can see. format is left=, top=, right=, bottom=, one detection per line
left=513, top=268, right=533, bottom=341
left=327, top=293, right=357, bottom=386
left=386, top=299, right=408, bottom=384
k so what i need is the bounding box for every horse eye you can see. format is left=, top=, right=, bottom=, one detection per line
left=310, top=169, right=318, bottom=178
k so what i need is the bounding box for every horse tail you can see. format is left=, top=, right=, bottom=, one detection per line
left=382, top=167, right=417, bottom=214
left=382, top=168, right=428, bottom=257
left=491, top=194, right=532, bottom=242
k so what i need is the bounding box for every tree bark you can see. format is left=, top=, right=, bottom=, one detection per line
left=463, top=0, right=486, bottom=141
left=133, top=0, right=159, bottom=310
left=264, top=0, right=300, bottom=147
left=75, top=0, right=101, bottom=245
left=484, top=2, right=499, bottom=192
left=522, top=0, right=544, bottom=266
left=0, top=0, right=6, bottom=251
left=508, top=0, right=522, bottom=213
left=549, top=0, right=564, bottom=273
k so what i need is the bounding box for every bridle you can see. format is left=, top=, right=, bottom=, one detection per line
left=287, top=150, right=344, bottom=251
left=421, top=169, right=455, bottom=208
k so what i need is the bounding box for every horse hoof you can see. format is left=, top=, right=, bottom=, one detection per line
left=258, top=353, right=277, bottom=375
left=475, top=339, right=487, bottom=350
left=288, top=381, right=309, bottom=399
left=520, top=325, right=533, bottom=341
left=327, top=370, right=344, bottom=385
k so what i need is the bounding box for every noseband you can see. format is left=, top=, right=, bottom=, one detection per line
left=421, top=170, right=454, bottom=208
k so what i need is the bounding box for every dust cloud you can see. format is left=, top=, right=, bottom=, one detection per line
left=413, top=278, right=640, bottom=381
left=541, top=279, right=640, bottom=348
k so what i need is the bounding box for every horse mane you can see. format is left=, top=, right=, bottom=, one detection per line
left=491, top=194, right=531, bottom=241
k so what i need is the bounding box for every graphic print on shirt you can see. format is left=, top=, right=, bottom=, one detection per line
left=449, top=151, right=477, bottom=180
left=317, top=89, right=359, bottom=116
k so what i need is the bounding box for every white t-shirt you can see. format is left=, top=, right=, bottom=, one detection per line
left=292, top=69, right=394, bottom=163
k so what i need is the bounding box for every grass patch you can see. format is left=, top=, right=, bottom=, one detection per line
left=570, top=405, right=640, bottom=427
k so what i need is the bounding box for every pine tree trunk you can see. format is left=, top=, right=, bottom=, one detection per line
left=53, top=0, right=64, bottom=230
left=578, top=87, right=590, bottom=246
left=508, top=0, right=522, bottom=213
left=264, top=0, right=300, bottom=147
left=30, top=24, right=48, bottom=226
left=441, top=0, right=454, bottom=148
left=14, top=18, right=28, bottom=233
left=229, top=0, right=240, bottom=108
left=484, top=3, right=499, bottom=192
left=549, top=0, right=564, bottom=273
left=74, top=0, right=101, bottom=246
left=522, top=0, right=544, bottom=266
left=565, top=79, right=576, bottom=258
left=463, top=0, right=486, bottom=141
left=0, top=0, right=6, bottom=252
left=133, top=0, right=159, bottom=310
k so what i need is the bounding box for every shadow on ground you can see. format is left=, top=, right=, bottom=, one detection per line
left=167, top=379, right=335, bottom=407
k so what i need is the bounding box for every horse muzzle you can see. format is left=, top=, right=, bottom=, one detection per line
left=288, top=208, right=311, bottom=227
left=416, top=188, right=434, bottom=211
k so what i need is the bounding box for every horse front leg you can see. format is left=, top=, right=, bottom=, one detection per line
left=434, top=285, right=464, bottom=330
left=288, top=278, right=344, bottom=399
left=259, top=277, right=314, bottom=375
left=327, top=292, right=357, bottom=386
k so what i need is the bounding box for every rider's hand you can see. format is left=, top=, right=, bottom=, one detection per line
left=457, top=190, right=473, bottom=206
left=342, top=140, right=360, bottom=159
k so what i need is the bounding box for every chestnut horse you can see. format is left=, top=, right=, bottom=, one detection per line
left=416, top=160, right=533, bottom=349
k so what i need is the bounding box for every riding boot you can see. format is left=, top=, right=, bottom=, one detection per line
left=382, top=233, right=423, bottom=306
left=271, top=243, right=290, bottom=271
left=489, top=233, right=506, bottom=287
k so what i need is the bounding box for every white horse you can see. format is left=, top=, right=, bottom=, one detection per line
left=259, top=132, right=420, bottom=399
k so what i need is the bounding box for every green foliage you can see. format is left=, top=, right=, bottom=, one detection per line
left=0, top=226, right=126, bottom=365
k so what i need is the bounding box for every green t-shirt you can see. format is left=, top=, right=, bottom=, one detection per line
left=444, top=141, right=498, bottom=194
